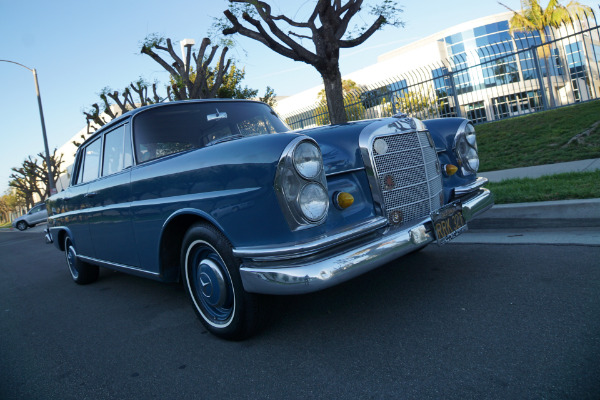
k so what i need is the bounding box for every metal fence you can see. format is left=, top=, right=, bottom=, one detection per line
left=281, top=9, right=600, bottom=129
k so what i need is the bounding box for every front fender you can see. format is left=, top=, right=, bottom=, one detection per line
left=424, top=118, right=483, bottom=200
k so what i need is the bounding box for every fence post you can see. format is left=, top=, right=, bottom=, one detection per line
left=449, top=70, right=462, bottom=117
left=532, top=49, right=550, bottom=111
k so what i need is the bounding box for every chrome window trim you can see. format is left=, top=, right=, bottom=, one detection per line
left=232, top=216, right=388, bottom=260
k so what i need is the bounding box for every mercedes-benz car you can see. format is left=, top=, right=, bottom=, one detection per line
left=13, top=202, right=48, bottom=231
left=45, top=99, right=493, bottom=340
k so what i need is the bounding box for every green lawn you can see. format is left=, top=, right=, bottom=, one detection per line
left=486, top=170, right=600, bottom=204
left=473, top=100, right=600, bottom=203
left=477, top=100, right=600, bottom=172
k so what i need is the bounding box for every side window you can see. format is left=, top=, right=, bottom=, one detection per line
left=102, top=125, right=129, bottom=176
left=79, top=138, right=102, bottom=184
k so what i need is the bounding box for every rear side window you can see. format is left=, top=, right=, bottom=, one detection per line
left=102, top=125, right=132, bottom=176
left=79, top=138, right=102, bottom=184
left=133, top=102, right=289, bottom=164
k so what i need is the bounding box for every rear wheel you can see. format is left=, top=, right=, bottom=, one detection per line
left=64, top=237, right=99, bottom=284
left=16, top=221, right=27, bottom=231
left=181, top=223, right=260, bottom=340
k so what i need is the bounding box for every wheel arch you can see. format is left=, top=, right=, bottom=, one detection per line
left=158, top=209, right=232, bottom=283
left=51, top=227, right=73, bottom=252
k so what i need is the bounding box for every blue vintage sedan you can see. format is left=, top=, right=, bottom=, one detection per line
left=46, top=99, right=493, bottom=340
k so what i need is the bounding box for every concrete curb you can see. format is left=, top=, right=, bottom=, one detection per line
left=469, top=198, right=600, bottom=229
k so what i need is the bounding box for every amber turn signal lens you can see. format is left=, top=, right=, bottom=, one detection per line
left=443, top=164, right=458, bottom=176
left=335, top=192, right=354, bottom=209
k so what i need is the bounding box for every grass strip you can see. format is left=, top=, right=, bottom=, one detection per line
left=477, top=100, right=600, bottom=172
left=486, top=170, right=600, bottom=204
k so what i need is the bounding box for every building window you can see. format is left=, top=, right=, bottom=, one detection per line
left=432, top=67, right=452, bottom=96
left=465, top=101, right=487, bottom=123
left=514, top=29, right=564, bottom=79
left=492, top=91, right=542, bottom=119
left=565, top=41, right=588, bottom=102
left=444, top=19, right=522, bottom=94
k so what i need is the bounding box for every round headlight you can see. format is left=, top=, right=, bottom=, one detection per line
left=298, top=183, right=329, bottom=222
left=456, top=124, right=479, bottom=174
left=293, top=141, right=322, bottom=179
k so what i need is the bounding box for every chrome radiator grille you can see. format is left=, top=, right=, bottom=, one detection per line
left=371, top=131, right=443, bottom=224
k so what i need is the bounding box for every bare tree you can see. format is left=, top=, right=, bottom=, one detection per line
left=83, top=35, right=237, bottom=132
left=9, top=161, right=39, bottom=209
left=9, top=149, right=64, bottom=205
left=83, top=78, right=163, bottom=132
left=221, top=0, right=404, bottom=124
left=141, top=35, right=232, bottom=101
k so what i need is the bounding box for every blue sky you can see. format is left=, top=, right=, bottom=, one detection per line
left=1, top=0, right=597, bottom=194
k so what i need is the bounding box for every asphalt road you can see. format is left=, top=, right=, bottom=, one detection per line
left=1, top=227, right=599, bottom=400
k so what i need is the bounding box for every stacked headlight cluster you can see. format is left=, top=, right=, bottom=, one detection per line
left=275, top=138, right=329, bottom=230
left=454, top=122, right=480, bottom=175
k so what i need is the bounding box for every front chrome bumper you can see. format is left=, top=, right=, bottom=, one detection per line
left=239, top=187, right=493, bottom=295
left=44, top=227, right=53, bottom=244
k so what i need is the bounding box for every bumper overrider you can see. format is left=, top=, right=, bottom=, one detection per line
left=236, top=185, right=493, bottom=295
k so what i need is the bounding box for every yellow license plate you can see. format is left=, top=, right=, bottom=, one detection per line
left=431, top=202, right=467, bottom=245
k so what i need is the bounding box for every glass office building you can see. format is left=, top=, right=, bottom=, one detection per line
left=428, top=13, right=599, bottom=123
left=277, top=11, right=600, bottom=128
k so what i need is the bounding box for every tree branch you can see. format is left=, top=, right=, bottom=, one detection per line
left=335, top=0, right=363, bottom=40
left=339, top=15, right=386, bottom=48
left=223, top=8, right=316, bottom=63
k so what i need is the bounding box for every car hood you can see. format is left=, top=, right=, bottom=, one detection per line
left=292, top=120, right=375, bottom=175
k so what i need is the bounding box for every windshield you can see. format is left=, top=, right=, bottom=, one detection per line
left=133, top=101, right=290, bottom=164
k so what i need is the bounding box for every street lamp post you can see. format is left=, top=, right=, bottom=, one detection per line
left=1, top=60, right=55, bottom=196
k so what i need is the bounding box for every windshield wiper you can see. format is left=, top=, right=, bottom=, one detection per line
left=205, top=134, right=246, bottom=146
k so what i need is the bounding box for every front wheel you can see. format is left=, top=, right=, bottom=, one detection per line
left=16, top=221, right=27, bottom=231
left=64, top=237, right=99, bottom=284
left=181, top=223, right=261, bottom=340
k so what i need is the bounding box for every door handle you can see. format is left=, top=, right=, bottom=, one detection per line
left=84, top=192, right=97, bottom=198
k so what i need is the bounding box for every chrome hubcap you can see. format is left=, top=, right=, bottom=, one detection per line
left=186, top=240, right=235, bottom=326
left=196, top=258, right=227, bottom=308
left=66, top=241, right=78, bottom=279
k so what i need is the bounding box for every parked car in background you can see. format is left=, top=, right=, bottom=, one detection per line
left=13, top=203, right=48, bottom=231
left=45, top=100, right=493, bottom=340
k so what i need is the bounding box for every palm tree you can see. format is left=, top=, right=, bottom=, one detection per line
left=499, top=0, right=593, bottom=107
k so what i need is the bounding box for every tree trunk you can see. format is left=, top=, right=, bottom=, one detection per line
left=543, top=56, right=556, bottom=108
left=321, top=68, right=347, bottom=124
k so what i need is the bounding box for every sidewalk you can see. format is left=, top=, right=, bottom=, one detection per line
left=483, top=157, right=600, bottom=183
left=474, top=158, right=600, bottom=229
